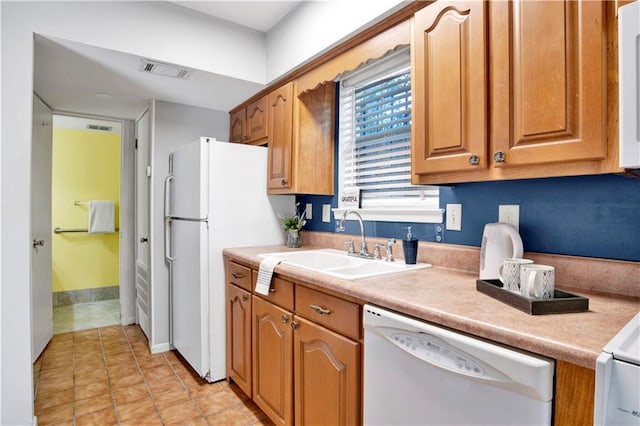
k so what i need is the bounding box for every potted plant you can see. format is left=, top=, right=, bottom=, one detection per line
left=278, top=203, right=306, bottom=248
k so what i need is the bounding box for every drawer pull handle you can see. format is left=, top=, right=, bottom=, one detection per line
left=232, top=272, right=244, bottom=279
left=310, top=304, right=332, bottom=315
left=242, top=294, right=249, bottom=302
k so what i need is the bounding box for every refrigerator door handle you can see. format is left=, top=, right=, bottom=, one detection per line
left=164, top=175, right=174, bottom=219
left=164, top=175, right=175, bottom=262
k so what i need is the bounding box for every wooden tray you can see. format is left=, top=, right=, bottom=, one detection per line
left=476, top=279, right=589, bottom=315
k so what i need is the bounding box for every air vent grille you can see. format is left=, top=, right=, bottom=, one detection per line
left=139, top=59, right=193, bottom=80
left=87, top=124, right=113, bottom=132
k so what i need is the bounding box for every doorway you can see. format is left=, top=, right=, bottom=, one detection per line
left=50, top=115, right=123, bottom=333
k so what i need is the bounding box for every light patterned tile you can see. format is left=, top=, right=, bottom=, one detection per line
left=34, top=388, right=74, bottom=412
left=206, top=408, right=252, bottom=425
left=74, top=380, right=111, bottom=400
left=158, top=400, right=201, bottom=424
left=34, top=401, right=73, bottom=425
left=116, top=396, right=158, bottom=422
left=75, top=406, right=118, bottom=426
left=74, top=393, right=113, bottom=417
left=112, top=382, right=150, bottom=406
left=150, top=386, right=191, bottom=409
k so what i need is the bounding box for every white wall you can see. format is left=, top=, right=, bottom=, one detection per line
left=0, top=2, right=260, bottom=424
left=148, top=100, right=228, bottom=351
left=265, top=0, right=407, bottom=82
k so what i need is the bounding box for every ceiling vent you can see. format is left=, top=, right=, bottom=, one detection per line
left=139, top=59, right=193, bottom=80
left=87, top=124, right=113, bottom=132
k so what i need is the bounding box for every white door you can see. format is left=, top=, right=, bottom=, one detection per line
left=170, top=219, right=209, bottom=378
left=31, top=95, right=53, bottom=361
left=135, top=110, right=151, bottom=339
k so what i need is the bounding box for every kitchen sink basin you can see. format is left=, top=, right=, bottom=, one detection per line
left=258, top=248, right=431, bottom=280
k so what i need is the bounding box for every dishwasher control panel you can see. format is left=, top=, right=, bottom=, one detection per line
left=391, top=332, right=486, bottom=378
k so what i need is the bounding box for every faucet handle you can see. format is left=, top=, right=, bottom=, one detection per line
left=373, top=243, right=383, bottom=260
left=384, top=239, right=396, bottom=262
left=344, top=239, right=355, bottom=254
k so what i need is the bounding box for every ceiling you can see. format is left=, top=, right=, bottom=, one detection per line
left=33, top=1, right=302, bottom=121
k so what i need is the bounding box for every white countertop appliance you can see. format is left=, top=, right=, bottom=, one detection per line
left=479, top=222, right=524, bottom=279
left=594, top=312, right=640, bottom=425
left=164, top=138, right=294, bottom=382
left=363, top=304, right=554, bottom=425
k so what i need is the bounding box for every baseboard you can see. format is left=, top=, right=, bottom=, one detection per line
left=150, top=342, right=172, bottom=354
left=121, top=315, right=137, bottom=326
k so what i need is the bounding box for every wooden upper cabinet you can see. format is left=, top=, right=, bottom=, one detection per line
left=489, top=0, right=606, bottom=167
left=246, top=97, right=268, bottom=145
left=267, top=80, right=335, bottom=195
left=268, top=82, right=294, bottom=191
left=229, top=96, right=268, bottom=145
left=229, top=107, right=246, bottom=143
left=412, top=0, right=488, bottom=176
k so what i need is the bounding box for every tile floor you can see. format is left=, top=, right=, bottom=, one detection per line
left=53, top=299, right=121, bottom=334
left=33, top=325, right=273, bottom=425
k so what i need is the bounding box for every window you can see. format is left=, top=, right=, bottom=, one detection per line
left=335, top=46, right=442, bottom=223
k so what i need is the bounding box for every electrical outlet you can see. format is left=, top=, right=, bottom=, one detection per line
left=305, top=203, right=312, bottom=220
left=322, top=204, right=331, bottom=223
left=499, top=205, right=520, bottom=230
left=445, top=204, right=462, bottom=231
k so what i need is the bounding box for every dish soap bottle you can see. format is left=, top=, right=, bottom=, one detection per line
left=402, top=226, right=418, bottom=265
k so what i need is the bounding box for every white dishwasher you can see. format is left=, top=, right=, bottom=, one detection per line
left=363, top=305, right=554, bottom=425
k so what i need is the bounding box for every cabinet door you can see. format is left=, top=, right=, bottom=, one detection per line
left=226, top=284, right=252, bottom=397
left=490, top=0, right=605, bottom=167
left=230, top=108, right=246, bottom=143
left=252, top=296, right=293, bottom=426
left=246, top=96, right=268, bottom=145
left=268, top=81, right=294, bottom=191
left=293, top=316, right=361, bottom=426
left=412, top=0, right=488, bottom=175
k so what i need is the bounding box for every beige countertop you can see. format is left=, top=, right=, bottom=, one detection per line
left=223, top=241, right=639, bottom=370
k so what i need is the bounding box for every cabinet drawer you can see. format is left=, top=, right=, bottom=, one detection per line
left=295, top=286, right=361, bottom=340
left=252, top=273, right=294, bottom=311
left=226, top=262, right=252, bottom=291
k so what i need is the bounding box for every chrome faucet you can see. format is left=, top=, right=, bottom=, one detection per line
left=337, top=210, right=370, bottom=257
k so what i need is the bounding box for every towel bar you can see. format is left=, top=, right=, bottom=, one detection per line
left=54, top=227, right=119, bottom=234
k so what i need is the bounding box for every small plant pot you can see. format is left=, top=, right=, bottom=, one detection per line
left=286, top=229, right=301, bottom=248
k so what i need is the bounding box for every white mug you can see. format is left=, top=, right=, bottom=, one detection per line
left=498, top=258, right=533, bottom=293
left=520, top=265, right=555, bottom=300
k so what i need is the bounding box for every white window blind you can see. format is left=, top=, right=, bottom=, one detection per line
left=336, top=46, right=441, bottom=223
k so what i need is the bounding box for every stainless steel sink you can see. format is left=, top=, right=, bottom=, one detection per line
left=258, top=248, right=431, bottom=280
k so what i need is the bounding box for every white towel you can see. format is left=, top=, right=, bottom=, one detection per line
left=88, top=200, right=115, bottom=234
left=255, top=257, right=282, bottom=296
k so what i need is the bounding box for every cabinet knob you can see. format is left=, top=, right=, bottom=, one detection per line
left=242, top=294, right=249, bottom=302
left=281, top=179, right=288, bottom=186
left=493, top=151, right=506, bottom=163
left=468, top=154, right=480, bottom=166
left=281, top=315, right=289, bottom=324
left=290, top=320, right=299, bottom=329
left=310, top=304, right=332, bottom=315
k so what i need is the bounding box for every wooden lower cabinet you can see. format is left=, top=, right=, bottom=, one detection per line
left=251, top=292, right=361, bottom=426
left=252, top=296, right=294, bottom=426
left=554, top=360, right=596, bottom=426
left=226, top=283, right=252, bottom=397
left=293, top=316, right=361, bottom=426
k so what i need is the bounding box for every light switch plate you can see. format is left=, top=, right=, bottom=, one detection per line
left=499, top=205, right=520, bottom=230
left=322, top=204, right=331, bottom=223
left=305, top=203, right=313, bottom=220
left=445, top=204, right=462, bottom=231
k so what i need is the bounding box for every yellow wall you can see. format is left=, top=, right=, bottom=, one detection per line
left=52, top=128, right=120, bottom=292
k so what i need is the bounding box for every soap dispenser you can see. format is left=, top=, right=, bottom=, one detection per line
left=402, top=226, right=418, bottom=265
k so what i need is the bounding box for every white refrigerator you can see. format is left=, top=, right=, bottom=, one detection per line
left=164, top=137, right=294, bottom=382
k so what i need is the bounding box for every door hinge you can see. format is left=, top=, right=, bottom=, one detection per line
left=146, top=166, right=151, bottom=177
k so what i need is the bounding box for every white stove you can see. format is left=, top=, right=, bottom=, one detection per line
left=594, top=312, right=640, bottom=425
